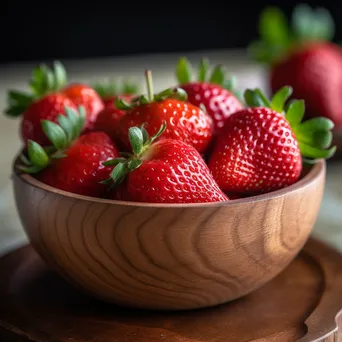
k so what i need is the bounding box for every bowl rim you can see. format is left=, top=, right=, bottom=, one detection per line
left=12, top=157, right=325, bottom=209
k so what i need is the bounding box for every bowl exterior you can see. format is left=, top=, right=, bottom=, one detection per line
left=12, top=163, right=325, bottom=310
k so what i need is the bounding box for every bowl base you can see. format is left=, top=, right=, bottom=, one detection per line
left=0, top=237, right=341, bottom=342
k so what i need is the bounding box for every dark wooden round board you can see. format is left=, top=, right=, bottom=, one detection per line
left=1, top=238, right=342, bottom=342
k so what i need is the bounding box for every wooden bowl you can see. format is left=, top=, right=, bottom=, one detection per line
left=11, top=159, right=326, bottom=311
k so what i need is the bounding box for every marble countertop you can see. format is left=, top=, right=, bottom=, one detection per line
left=0, top=49, right=341, bottom=257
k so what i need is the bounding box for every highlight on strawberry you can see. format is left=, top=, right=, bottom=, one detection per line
left=114, top=70, right=214, bottom=154
left=102, top=122, right=228, bottom=204
left=175, top=57, right=244, bottom=132
left=5, top=61, right=104, bottom=146
left=17, top=105, right=120, bottom=197
left=249, top=4, right=342, bottom=128
left=208, top=86, right=336, bottom=195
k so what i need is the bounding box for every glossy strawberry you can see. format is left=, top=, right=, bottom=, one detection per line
left=175, top=57, right=243, bottom=132
left=115, top=70, right=214, bottom=154
left=20, top=94, right=77, bottom=146
left=17, top=106, right=119, bottom=197
left=208, top=87, right=336, bottom=195
left=103, top=124, right=228, bottom=203
left=62, top=83, right=104, bottom=130
left=93, top=94, right=135, bottom=139
left=5, top=62, right=104, bottom=144
left=250, top=5, right=342, bottom=128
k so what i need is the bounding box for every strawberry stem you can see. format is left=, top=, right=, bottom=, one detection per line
left=145, top=70, right=154, bottom=102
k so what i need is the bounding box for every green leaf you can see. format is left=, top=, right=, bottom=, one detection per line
left=176, top=57, right=191, bottom=84
left=53, top=61, right=67, bottom=90
left=122, top=81, right=139, bottom=95
left=313, top=131, right=333, bottom=149
left=150, top=121, right=167, bottom=143
left=110, top=162, right=127, bottom=184
left=244, top=89, right=271, bottom=108
left=65, top=106, right=80, bottom=139
left=198, top=58, right=209, bottom=82
left=128, top=159, right=142, bottom=171
left=223, top=76, right=236, bottom=92
left=17, top=164, right=44, bottom=174
left=209, top=65, right=225, bottom=85
left=57, top=114, right=73, bottom=142
left=292, top=4, right=334, bottom=42
left=41, top=120, right=68, bottom=150
left=248, top=40, right=282, bottom=64
left=141, top=126, right=149, bottom=144
left=128, top=127, right=144, bottom=155
left=75, top=106, right=86, bottom=135
left=4, top=105, right=27, bottom=117
left=7, top=90, right=34, bottom=107
left=285, top=100, right=305, bottom=126
left=27, top=140, right=49, bottom=167
left=115, top=97, right=134, bottom=110
left=299, top=142, right=336, bottom=159
left=259, top=6, right=291, bottom=47
left=103, top=158, right=127, bottom=167
left=298, top=117, right=334, bottom=132
left=271, top=86, right=293, bottom=112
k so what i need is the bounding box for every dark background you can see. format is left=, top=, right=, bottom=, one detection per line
left=1, top=0, right=341, bottom=64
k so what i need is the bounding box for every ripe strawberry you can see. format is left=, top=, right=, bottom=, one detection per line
left=17, top=106, right=119, bottom=197
left=175, top=57, right=244, bottom=133
left=208, top=86, right=336, bottom=195
left=93, top=94, right=135, bottom=139
left=115, top=70, right=214, bottom=154
left=62, top=83, right=104, bottom=130
left=250, top=4, right=342, bottom=128
left=5, top=62, right=103, bottom=145
left=20, top=94, right=77, bottom=146
left=103, top=124, right=228, bottom=203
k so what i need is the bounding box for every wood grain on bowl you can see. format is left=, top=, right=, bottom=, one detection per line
left=11, top=159, right=326, bottom=310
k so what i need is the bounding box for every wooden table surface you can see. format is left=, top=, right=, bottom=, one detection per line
left=0, top=48, right=341, bottom=258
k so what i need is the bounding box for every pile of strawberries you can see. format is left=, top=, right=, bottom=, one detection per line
left=5, top=57, right=336, bottom=204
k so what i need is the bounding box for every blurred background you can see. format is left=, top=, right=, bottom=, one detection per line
left=1, top=1, right=341, bottom=63
left=0, top=1, right=341, bottom=257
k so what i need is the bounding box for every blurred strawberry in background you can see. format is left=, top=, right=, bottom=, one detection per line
left=249, top=4, right=342, bottom=130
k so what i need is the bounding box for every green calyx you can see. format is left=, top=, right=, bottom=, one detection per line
left=91, top=79, right=139, bottom=98
left=5, top=61, right=68, bottom=117
left=175, top=56, right=242, bottom=100
left=17, top=106, right=86, bottom=174
left=101, top=122, right=166, bottom=186
left=249, top=4, right=335, bottom=65
left=244, top=86, right=336, bottom=161
left=115, top=70, right=187, bottom=110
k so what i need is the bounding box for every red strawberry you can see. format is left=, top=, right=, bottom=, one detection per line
left=93, top=94, right=135, bottom=139
left=103, top=124, right=228, bottom=203
left=175, top=57, right=244, bottom=133
left=250, top=5, right=342, bottom=129
left=20, top=93, right=77, bottom=146
left=62, top=83, right=104, bottom=130
left=208, top=86, right=336, bottom=195
left=115, top=70, right=214, bottom=154
left=17, top=106, right=119, bottom=197
left=5, top=62, right=103, bottom=145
